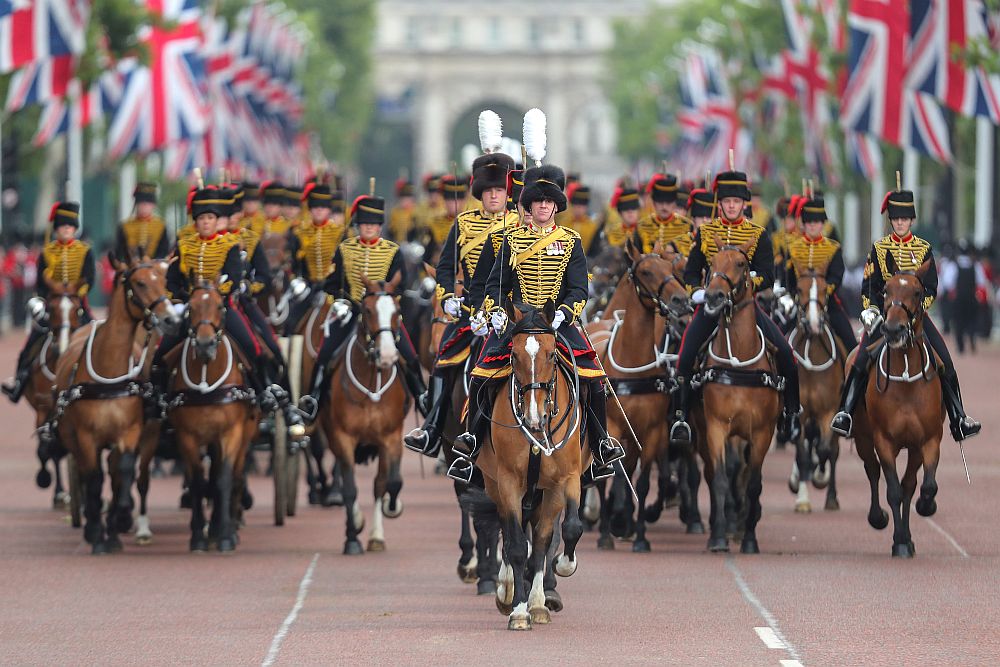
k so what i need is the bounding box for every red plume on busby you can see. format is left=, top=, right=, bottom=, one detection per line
left=302, top=181, right=318, bottom=202
left=880, top=190, right=892, bottom=214
left=48, top=202, right=61, bottom=222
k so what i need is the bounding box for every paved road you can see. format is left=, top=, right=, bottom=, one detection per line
left=0, top=330, right=997, bottom=666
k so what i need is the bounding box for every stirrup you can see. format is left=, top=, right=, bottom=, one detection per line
left=403, top=428, right=429, bottom=453
left=453, top=432, right=476, bottom=457
left=297, top=395, right=319, bottom=422
left=446, top=457, right=474, bottom=483
left=950, top=416, right=981, bottom=442
left=595, top=437, right=625, bottom=466
left=830, top=411, right=852, bottom=438
left=582, top=461, right=615, bottom=488
left=670, top=419, right=692, bottom=445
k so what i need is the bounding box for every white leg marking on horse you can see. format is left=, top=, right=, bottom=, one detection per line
left=375, top=295, right=399, bottom=367
left=135, top=515, right=152, bottom=540
left=370, top=499, right=384, bottom=542
left=527, top=571, right=545, bottom=609
left=924, top=518, right=970, bottom=558
left=554, top=553, right=577, bottom=577
left=510, top=602, right=529, bottom=620
left=726, top=557, right=802, bottom=663
left=352, top=500, right=364, bottom=528
left=261, top=552, right=320, bottom=667
left=525, top=335, right=540, bottom=427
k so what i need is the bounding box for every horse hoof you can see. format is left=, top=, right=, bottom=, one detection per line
left=643, top=505, right=663, bottom=524
left=596, top=535, right=615, bottom=550
left=343, top=540, right=364, bottom=556
left=477, top=579, right=496, bottom=596
left=366, top=538, right=386, bottom=552
left=381, top=495, right=403, bottom=519
left=544, top=589, right=563, bottom=612
left=868, top=508, right=889, bottom=530
left=529, top=606, right=551, bottom=625
left=179, top=490, right=192, bottom=509
left=632, top=538, right=651, bottom=553
left=891, top=543, right=914, bottom=558
left=686, top=521, right=705, bottom=535
left=218, top=537, right=236, bottom=553
left=812, top=470, right=830, bottom=490
left=507, top=615, right=532, bottom=631
left=824, top=497, right=841, bottom=512
left=322, top=490, right=344, bottom=507
left=795, top=501, right=812, bottom=514
left=458, top=561, right=478, bottom=584
left=36, top=468, right=52, bottom=489
left=53, top=492, right=69, bottom=510
left=740, top=538, right=760, bottom=554
left=707, top=536, right=729, bottom=553
left=787, top=476, right=799, bottom=495
left=91, top=541, right=110, bottom=555
left=190, top=537, right=208, bottom=552
left=915, top=497, right=937, bottom=517
left=114, top=513, right=133, bottom=534
left=308, top=489, right=321, bottom=505
left=241, top=490, right=254, bottom=511
left=135, top=534, right=153, bottom=546
left=105, top=535, right=124, bottom=553
left=495, top=596, right=513, bottom=616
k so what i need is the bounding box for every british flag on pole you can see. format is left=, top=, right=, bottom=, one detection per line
left=0, top=0, right=88, bottom=73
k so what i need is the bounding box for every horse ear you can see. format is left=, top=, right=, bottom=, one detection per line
left=738, top=237, right=755, bottom=257
left=386, top=270, right=402, bottom=293
left=915, top=258, right=932, bottom=282
left=423, top=262, right=436, bottom=279
left=543, top=299, right=556, bottom=325
left=712, top=232, right=726, bottom=251
left=108, top=250, right=127, bottom=274
left=509, top=300, right=524, bottom=323
left=361, top=274, right=375, bottom=294
left=624, top=237, right=640, bottom=265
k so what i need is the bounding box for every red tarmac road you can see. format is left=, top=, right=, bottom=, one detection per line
left=0, top=331, right=997, bottom=666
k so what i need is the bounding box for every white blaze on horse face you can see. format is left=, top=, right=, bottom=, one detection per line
left=58, top=296, right=72, bottom=354
left=375, top=295, right=399, bottom=368
left=525, top=335, right=541, bottom=429
left=808, top=278, right=821, bottom=335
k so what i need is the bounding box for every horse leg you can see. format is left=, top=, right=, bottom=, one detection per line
left=643, top=462, right=668, bottom=524
left=367, top=456, right=388, bottom=553
left=527, top=494, right=561, bottom=625
left=555, top=475, right=584, bottom=578
left=177, top=431, right=207, bottom=552
left=214, top=454, right=236, bottom=552
left=876, top=436, right=911, bottom=558
left=322, top=457, right=344, bottom=508
left=792, top=431, right=812, bottom=513
left=105, top=446, right=137, bottom=553
left=608, top=471, right=634, bottom=539
left=78, top=439, right=108, bottom=554
left=824, top=435, right=841, bottom=511
left=740, top=435, right=770, bottom=555
left=704, top=424, right=730, bottom=552
left=340, top=458, right=364, bottom=555
left=454, top=482, right=477, bottom=583
left=135, top=421, right=159, bottom=545
left=52, top=454, right=66, bottom=509
left=383, top=452, right=404, bottom=518
left=915, top=437, right=941, bottom=518
left=680, top=452, right=705, bottom=534
left=501, top=509, right=530, bottom=631
left=595, top=479, right=614, bottom=550
left=632, top=460, right=653, bottom=552
left=855, top=430, right=888, bottom=530
left=897, top=449, right=921, bottom=557
left=542, top=514, right=562, bottom=611
left=724, top=441, right=742, bottom=538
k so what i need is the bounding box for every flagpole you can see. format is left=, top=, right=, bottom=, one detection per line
left=66, top=79, right=83, bottom=229
left=902, top=147, right=919, bottom=194
left=119, top=159, right=137, bottom=224
left=974, top=117, right=993, bottom=247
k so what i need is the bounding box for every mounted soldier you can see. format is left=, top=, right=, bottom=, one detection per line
left=296, top=193, right=428, bottom=421
left=635, top=173, right=694, bottom=256
left=2, top=202, right=94, bottom=403
left=448, top=157, right=626, bottom=485
left=419, top=174, right=468, bottom=265
left=562, top=183, right=599, bottom=255
left=389, top=178, right=418, bottom=243
left=669, top=168, right=803, bottom=445
left=830, top=187, right=980, bottom=442
left=283, top=184, right=306, bottom=231
left=250, top=181, right=292, bottom=237
left=115, top=182, right=169, bottom=260
left=686, top=187, right=715, bottom=238
left=405, top=110, right=519, bottom=457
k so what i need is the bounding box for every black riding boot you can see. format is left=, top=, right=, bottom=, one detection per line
left=400, top=362, right=429, bottom=418
left=297, top=361, right=327, bottom=424
left=448, top=377, right=490, bottom=483
left=261, top=361, right=306, bottom=441
left=404, top=372, right=449, bottom=457
left=2, top=338, right=39, bottom=403
left=831, top=361, right=870, bottom=437
left=586, top=385, right=623, bottom=482
left=145, top=364, right=169, bottom=420
left=669, top=376, right=693, bottom=446
left=940, top=371, right=981, bottom=441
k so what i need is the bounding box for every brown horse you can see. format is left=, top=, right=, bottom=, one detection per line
left=28, top=289, right=85, bottom=506
left=476, top=302, right=584, bottom=631
left=787, top=266, right=846, bottom=513
left=166, top=279, right=259, bottom=552
left=50, top=258, right=179, bottom=554
left=596, top=240, right=693, bottom=552
left=851, top=262, right=944, bottom=558
left=319, top=274, right=409, bottom=555
left=255, top=232, right=294, bottom=328
left=691, top=237, right=781, bottom=553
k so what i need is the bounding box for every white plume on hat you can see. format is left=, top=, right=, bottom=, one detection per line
left=478, top=110, right=503, bottom=154
left=523, top=108, right=546, bottom=166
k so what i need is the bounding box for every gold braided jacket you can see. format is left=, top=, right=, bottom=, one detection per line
left=42, top=240, right=91, bottom=295
left=696, top=217, right=767, bottom=289
left=562, top=213, right=600, bottom=254
left=787, top=235, right=841, bottom=294
left=864, top=233, right=935, bottom=310
left=177, top=233, right=240, bottom=294
left=250, top=215, right=291, bottom=237
left=120, top=215, right=166, bottom=257
left=389, top=206, right=417, bottom=242
left=636, top=212, right=694, bottom=256
left=339, top=237, right=399, bottom=303
left=297, top=220, right=346, bottom=281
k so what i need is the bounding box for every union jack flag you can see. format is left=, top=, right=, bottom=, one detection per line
left=0, top=0, right=88, bottom=73
left=845, top=130, right=883, bottom=179
left=841, top=0, right=952, bottom=163
left=31, top=67, right=124, bottom=146
left=909, top=0, right=1000, bottom=123
left=106, top=0, right=209, bottom=159
left=4, top=53, right=74, bottom=110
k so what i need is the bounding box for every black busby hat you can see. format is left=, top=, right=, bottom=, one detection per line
left=424, top=173, right=443, bottom=194
left=261, top=181, right=286, bottom=205
left=471, top=153, right=515, bottom=200
left=713, top=171, right=752, bottom=201
left=228, top=184, right=245, bottom=216
left=800, top=197, right=827, bottom=224
left=350, top=196, right=385, bottom=225
left=49, top=201, right=80, bottom=229
left=191, top=188, right=230, bottom=219
left=568, top=184, right=590, bottom=207
left=881, top=189, right=916, bottom=220
left=304, top=183, right=335, bottom=210
left=242, top=182, right=260, bottom=202
left=520, top=165, right=568, bottom=213
left=612, top=187, right=641, bottom=213
left=687, top=188, right=715, bottom=218
left=395, top=179, right=415, bottom=198
left=284, top=184, right=303, bottom=207
left=133, top=182, right=157, bottom=204
left=646, top=173, right=679, bottom=204
left=439, top=174, right=469, bottom=201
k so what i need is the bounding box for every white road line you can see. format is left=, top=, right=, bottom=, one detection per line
left=924, top=517, right=970, bottom=559
left=726, top=557, right=803, bottom=664
left=261, top=552, right=320, bottom=667
left=780, top=661, right=805, bottom=667
left=755, top=627, right=786, bottom=649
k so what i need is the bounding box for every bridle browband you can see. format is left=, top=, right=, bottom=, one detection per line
left=707, top=245, right=751, bottom=315
left=883, top=270, right=925, bottom=344
left=121, top=262, right=171, bottom=330
left=358, top=287, right=401, bottom=360
left=186, top=282, right=227, bottom=344
left=628, top=254, right=686, bottom=318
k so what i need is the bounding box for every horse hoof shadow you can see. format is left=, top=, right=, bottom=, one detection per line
left=915, top=497, right=937, bottom=517
left=366, top=538, right=386, bottom=552
left=686, top=521, right=705, bottom=535
left=824, top=497, right=840, bottom=511
left=891, top=542, right=915, bottom=558
left=632, top=538, right=651, bottom=553
left=596, top=535, right=615, bottom=550
left=707, top=536, right=730, bottom=553
left=36, top=468, right=52, bottom=489
left=740, top=538, right=760, bottom=554
left=544, top=589, right=563, bottom=612
left=343, top=540, right=364, bottom=556
left=529, top=606, right=551, bottom=625
left=868, top=508, right=889, bottom=530
left=477, top=579, right=496, bottom=596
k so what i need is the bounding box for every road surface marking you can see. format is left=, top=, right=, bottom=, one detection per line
left=924, top=517, right=970, bottom=558
left=727, top=556, right=803, bottom=664
left=781, top=661, right=805, bottom=667
left=261, top=552, right=320, bottom=667
left=755, top=627, right=786, bottom=649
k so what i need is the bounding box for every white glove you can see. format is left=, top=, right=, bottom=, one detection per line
left=778, top=293, right=795, bottom=313
left=490, top=310, right=508, bottom=334
left=691, top=288, right=706, bottom=305
left=552, top=310, right=566, bottom=329
left=289, top=277, right=310, bottom=302
left=27, top=297, right=46, bottom=321
left=332, top=299, right=352, bottom=324
left=470, top=311, right=489, bottom=337
left=443, top=296, right=463, bottom=318
left=860, top=306, right=883, bottom=335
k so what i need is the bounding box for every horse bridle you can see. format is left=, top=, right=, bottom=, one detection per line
left=628, top=255, right=681, bottom=318
left=510, top=327, right=561, bottom=433
left=122, top=262, right=172, bottom=330
left=707, top=246, right=751, bottom=315
left=359, top=289, right=400, bottom=361
left=883, top=271, right=924, bottom=346
left=796, top=276, right=831, bottom=332
left=185, top=283, right=227, bottom=345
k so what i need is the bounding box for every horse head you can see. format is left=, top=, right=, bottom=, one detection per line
left=626, top=239, right=691, bottom=321
left=46, top=287, right=83, bottom=355
left=704, top=234, right=754, bottom=317
left=794, top=263, right=830, bottom=336
left=186, top=277, right=227, bottom=362
left=508, top=301, right=558, bottom=433
left=361, top=272, right=402, bottom=369
left=883, top=260, right=931, bottom=350
left=111, top=252, right=180, bottom=335
left=260, top=233, right=291, bottom=294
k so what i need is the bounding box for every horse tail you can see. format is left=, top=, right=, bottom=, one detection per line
left=459, top=486, right=500, bottom=531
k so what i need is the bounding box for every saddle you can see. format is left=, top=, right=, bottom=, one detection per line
left=691, top=326, right=782, bottom=392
